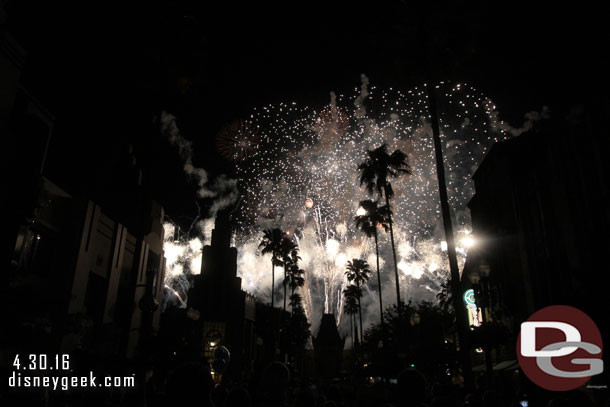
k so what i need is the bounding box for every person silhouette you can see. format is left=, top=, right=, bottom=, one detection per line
left=257, top=362, right=290, bottom=407
left=397, top=368, right=428, bottom=407
left=165, top=362, right=215, bottom=406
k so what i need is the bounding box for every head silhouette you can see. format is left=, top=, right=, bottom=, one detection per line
left=165, top=362, right=214, bottom=406
left=261, top=362, right=290, bottom=403
left=398, top=368, right=427, bottom=406
left=224, top=386, right=252, bottom=407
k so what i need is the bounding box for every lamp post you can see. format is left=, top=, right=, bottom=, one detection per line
left=475, top=260, right=494, bottom=387
left=426, top=81, right=473, bottom=389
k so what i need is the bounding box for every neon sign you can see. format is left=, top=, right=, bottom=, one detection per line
left=463, top=288, right=476, bottom=308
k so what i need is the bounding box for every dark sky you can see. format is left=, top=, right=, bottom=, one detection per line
left=7, top=0, right=608, bottom=224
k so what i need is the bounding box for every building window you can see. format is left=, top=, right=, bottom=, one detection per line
left=203, top=322, right=225, bottom=359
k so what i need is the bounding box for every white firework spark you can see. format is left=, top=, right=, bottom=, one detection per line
left=162, top=78, right=546, bottom=337
left=229, top=78, right=538, bottom=336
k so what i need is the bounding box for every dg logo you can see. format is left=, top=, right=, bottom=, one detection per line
left=517, top=305, right=603, bottom=391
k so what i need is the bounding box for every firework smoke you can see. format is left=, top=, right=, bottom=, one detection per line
left=161, top=222, right=202, bottom=304
left=159, top=79, right=548, bottom=340
left=159, top=112, right=240, bottom=303
left=230, top=79, right=548, bottom=337
left=160, top=111, right=239, bottom=211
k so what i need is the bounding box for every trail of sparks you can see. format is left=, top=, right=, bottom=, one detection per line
left=231, top=80, right=516, bottom=333
left=161, top=79, right=537, bottom=337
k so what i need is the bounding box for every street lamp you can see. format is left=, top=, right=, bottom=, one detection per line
left=460, top=236, right=475, bottom=249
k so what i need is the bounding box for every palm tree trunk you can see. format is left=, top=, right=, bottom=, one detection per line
left=283, top=268, right=287, bottom=312
left=350, top=313, right=354, bottom=350
left=374, top=230, right=385, bottom=337
left=426, top=81, right=473, bottom=388
left=271, top=260, right=277, bottom=360
left=384, top=191, right=402, bottom=310
left=358, top=295, right=364, bottom=345
left=291, top=286, right=295, bottom=316
left=271, top=261, right=275, bottom=307
left=354, top=315, right=358, bottom=349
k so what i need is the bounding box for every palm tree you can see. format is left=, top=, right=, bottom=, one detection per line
left=345, top=259, right=372, bottom=344
left=436, top=279, right=452, bottom=314
left=280, top=237, right=300, bottom=312
left=342, top=286, right=360, bottom=350
left=289, top=292, right=303, bottom=309
left=287, top=292, right=311, bottom=370
left=259, top=228, right=284, bottom=307
left=354, top=199, right=390, bottom=334
left=285, top=263, right=305, bottom=314
left=358, top=144, right=411, bottom=310
left=427, top=82, right=473, bottom=386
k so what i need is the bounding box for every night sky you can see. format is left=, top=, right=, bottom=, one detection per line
left=7, top=0, right=608, bottom=226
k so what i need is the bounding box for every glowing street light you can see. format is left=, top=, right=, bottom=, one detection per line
left=460, top=236, right=475, bottom=248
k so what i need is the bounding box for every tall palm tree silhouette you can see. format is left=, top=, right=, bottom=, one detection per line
left=289, top=292, right=304, bottom=310
left=345, top=259, right=371, bottom=344
left=343, top=285, right=360, bottom=350
left=285, top=263, right=305, bottom=314
left=259, top=228, right=284, bottom=307
left=280, top=238, right=299, bottom=312
left=354, top=199, right=390, bottom=334
left=358, top=144, right=411, bottom=310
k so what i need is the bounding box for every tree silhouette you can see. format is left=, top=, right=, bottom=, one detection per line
left=358, top=144, right=411, bottom=311
left=362, top=300, right=456, bottom=378
left=426, top=80, right=474, bottom=387
left=436, top=278, right=453, bottom=314
left=289, top=292, right=303, bottom=309
left=342, top=285, right=360, bottom=350
left=345, top=259, right=372, bottom=344
left=286, top=292, right=311, bottom=363
left=259, top=228, right=284, bottom=307
left=280, top=237, right=300, bottom=312
left=285, top=263, right=305, bottom=315
left=354, top=199, right=390, bottom=334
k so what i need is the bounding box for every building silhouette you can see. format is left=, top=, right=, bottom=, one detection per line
left=463, top=102, right=609, bottom=356
left=313, top=313, right=345, bottom=378
left=187, top=210, right=257, bottom=379
left=2, top=28, right=167, bottom=365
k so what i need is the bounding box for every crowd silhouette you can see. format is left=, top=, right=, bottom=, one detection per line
left=142, top=360, right=602, bottom=407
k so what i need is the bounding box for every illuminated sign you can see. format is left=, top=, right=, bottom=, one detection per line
left=464, top=288, right=482, bottom=330
left=463, top=289, right=476, bottom=308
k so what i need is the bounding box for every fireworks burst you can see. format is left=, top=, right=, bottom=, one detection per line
left=162, top=222, right=203, bottom=306
left=163, top=77, right=545, bottom=337
left=230, top=77, right=539, bottom=335
left=216, top=119, right=261, bottom=162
